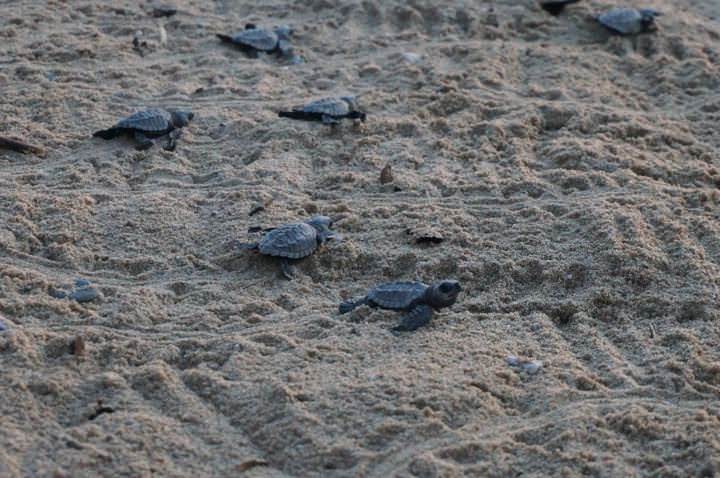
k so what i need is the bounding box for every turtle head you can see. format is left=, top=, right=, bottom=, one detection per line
left=274, top=25, right=293, bottom=40
left=426, top=280, right=462, bottom=309
left=639, top=8, right=661, bottom=31
left=170, top=110, right=194, bottom=128
left=306, top=215, right=340, bottom=243
left=277, top=39, right=295, bottom=58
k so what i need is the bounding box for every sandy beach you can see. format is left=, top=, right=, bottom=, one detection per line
left=1, top=0, right=720, bottom=476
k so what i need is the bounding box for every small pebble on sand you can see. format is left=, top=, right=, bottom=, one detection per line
left=506, top=355, right=543, bottom=375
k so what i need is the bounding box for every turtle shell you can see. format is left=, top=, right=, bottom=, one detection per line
left=258, top=222, right=319, bottom=259
left=367, top=281, right=428, bottom=310
left=597, top=8, right=644, bottom=35
left=116, top=109, right=173, bottom=133
left=232, top=28, right=279, bottom=51
left=299, top=97, right=352, bottom=116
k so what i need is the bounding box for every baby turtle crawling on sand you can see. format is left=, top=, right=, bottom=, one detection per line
left=217, top=24, right=293, bottom=58
left=278, top=96, right=366, bottom=125
left=93, top=108, right=193, bottom=151
left=339, top=280, right=462, bottom=332
left=242, top=216, right=339, bottom=279
left=540, top=0, right=581, bottom=16
left=597, top=7, right=661, bottom=35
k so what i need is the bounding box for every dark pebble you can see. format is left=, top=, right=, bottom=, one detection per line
left=75, top=278, right=91, bottom=287
left=69, top=287, right=99, bottom=303
left=0, top=318, right=7, bottom=332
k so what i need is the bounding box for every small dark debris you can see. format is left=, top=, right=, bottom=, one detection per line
left=249, top=205, right=265, bottom=216
left=66, top=439, right=83, bottom=450
left=89, top=400, right=115, bottom=421
left=133, top=35, right=149, bottom=56
left=152, top=5, right=177, bottom=17
left=70, top=336, right=86, bottom=356
left=0, top=135, right=46, bottom=157
left=415, top=235, right=444, bottom=245
left=407, top=228, right=444, bottom=245
left=380, top=163, right=393, bottom=184
left=236, top=459, right=268, bottom=472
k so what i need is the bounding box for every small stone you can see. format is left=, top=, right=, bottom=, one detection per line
left=359, top=64, right=381, bottom=77
left=69, top=287, right=100, bottom=303
left=315, top=79, right=336, bottom=90
left=0, top=317, right=7, bottom=332
left=506, top=355, right=543, bottom=375
left=401, top=52, right=422, bottom=64
left=522, top=361, right=543, bottom=375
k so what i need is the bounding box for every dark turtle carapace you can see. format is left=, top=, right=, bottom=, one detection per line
left=93, top=108, right=193, bottom=151
left=278, top=96, right=366, bottom=124
left=339, top=280, right=462, bottom=332
left=242, top=215, right=339, bottom=279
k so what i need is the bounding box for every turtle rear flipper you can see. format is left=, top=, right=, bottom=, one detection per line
left=391, top=304, right=433, bottom=333
left=93, top=127, right=122, bottom=139
left=216, top=33, right=235, bottom=43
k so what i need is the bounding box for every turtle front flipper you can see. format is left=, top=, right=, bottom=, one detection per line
left=280, top=258, right=297, bottom=280
left=391, top=304, right=433, bottom=333
left=93, top=127, right=122, bottom=140
left=164, top=129, right=182, bottom=151
left=133, top=131, right=154, bottom=150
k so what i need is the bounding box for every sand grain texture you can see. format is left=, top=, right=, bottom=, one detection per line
left=2, top=0, right=720, bottom=476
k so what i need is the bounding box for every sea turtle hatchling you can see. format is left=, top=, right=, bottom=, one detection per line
left=242, top=216, right=339, bottom=279
left=93, top=108, right=193, bottom=151
left=217, top=24, right=293, bottom=58
left=278, top=96, right=367, bottom=125
left=596, top=7, right=661, bottom=35
left=339, top=280, right=462, bottom=333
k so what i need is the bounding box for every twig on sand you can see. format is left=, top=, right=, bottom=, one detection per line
left=0, top=135, right=46, bottom=157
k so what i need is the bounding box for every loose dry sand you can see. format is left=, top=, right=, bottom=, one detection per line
left=2, top=0, right=720, bottom=476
